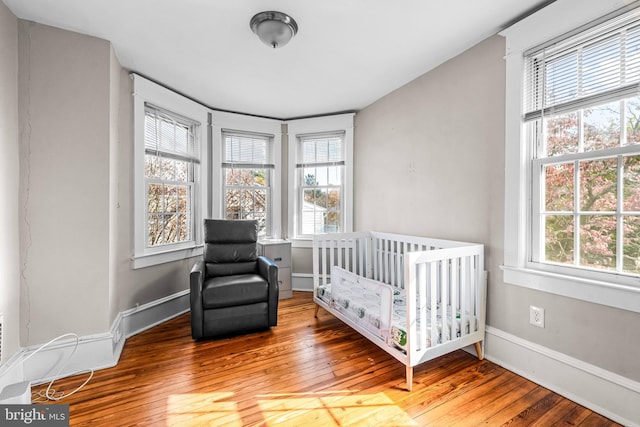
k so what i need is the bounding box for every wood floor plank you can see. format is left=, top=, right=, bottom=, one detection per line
left=31, top=292, right=621, bottom=426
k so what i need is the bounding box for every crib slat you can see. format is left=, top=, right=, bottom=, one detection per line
left=451, top=257, right=459, bottom=340
left=460, top=256, right=469, bottom=337
left=429, top=261, right=437, bottom=350
left=442, top=259, right=450, bottom=343
left=321, top=240, right=328, bottom=287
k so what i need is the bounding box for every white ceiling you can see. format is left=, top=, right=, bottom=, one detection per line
left=4, top=0, right=554, bottom=119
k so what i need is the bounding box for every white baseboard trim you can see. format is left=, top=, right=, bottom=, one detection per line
left=1, top=289, right=190, bottom=387
left=485, top=326, right=640, bottom=427
left=292, top=273, right=313, bottom=292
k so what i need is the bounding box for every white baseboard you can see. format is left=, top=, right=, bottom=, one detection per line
left=292, top=273, right=313, bottom=292
left=1, top=289, right=190, bottom=387
left=485, top=326, right=640, bottom=427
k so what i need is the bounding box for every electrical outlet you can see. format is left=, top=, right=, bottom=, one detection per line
left=529, top=305, right=545, bottom=328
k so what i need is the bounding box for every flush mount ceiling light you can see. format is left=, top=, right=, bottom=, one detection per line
left=250, top=11, right=298, bottom=49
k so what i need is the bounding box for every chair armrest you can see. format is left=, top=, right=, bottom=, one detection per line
left=190, top=260, right=206, bottom=339
left=258, top=256, right=279, bottom=326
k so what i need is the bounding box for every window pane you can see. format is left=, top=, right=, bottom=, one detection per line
left=325, top=189, right=341, bottom=233
left=177, top=185, right=190, bottom=213
left=163, top=214, right=178, bottom=244
left=175, top=159, right=189, bottom=182
left=544, top=163, right=574, bottom=211
left=583, top=102, right=620, bottom=151
left=241, top=189, right=255, bottom=213
left=164, top=185, right=177, bottom=213
left=623, top=155, right=640, bottom=211
left=145, top=154, right=160, bottom=178
left=626, top=97, right=640, bottom=145
left=623, top=216, right=640, bottom=274
left=580, top=158, right=617, bottom=212
left=580, top=215, right=617, bottom=271
left=253, top=169, right=267, bottom=187
left=177, top=213, right=189, bottom=242
left=161, top=158, right=175, bottom=181
left=544, top=214, right=574, bottom=265
left=302, top=189, right=324, bottom=234
left=225, top=169, right=240, bottom=186
left=545, top=112, right=578, bottom=156
left=226, top=189, right=240, bottom=216
left=147, top=184, right=163, bottom=213
left=148, top=215, right=162, bottom=246
left=254, top=189, right=267, bottom=213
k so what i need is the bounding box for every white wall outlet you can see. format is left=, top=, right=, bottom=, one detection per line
left=529, top=305, right=545, bottom=328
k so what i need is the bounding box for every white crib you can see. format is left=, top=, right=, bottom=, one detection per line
left=312, top=231, right=486, bottom=391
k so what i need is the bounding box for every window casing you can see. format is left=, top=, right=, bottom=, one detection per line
left=287, top=114, right=354, bottom=246
left=526, top=13, right=640, bottom=278
left=502, top=0, right=640, bottom=313
left=133, top=74, right=209, bottom=268
left=144, top=106, right=198, bottom=248
left=222, top=131, right=274, bottom=236
left=210, top=111, right=282, bottom=239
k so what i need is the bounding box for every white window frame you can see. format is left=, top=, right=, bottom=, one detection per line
left=221, top=130, right=275, bottom=237
left=501, top=0, right=640, bottom=314
left=287, top=113, right=354, bottom=248
left=132, top=74, right=210, bottom=268
left=211, top=111, right=282, bottom=239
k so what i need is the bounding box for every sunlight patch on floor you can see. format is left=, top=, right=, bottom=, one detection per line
left=257, top=391, right=417, bottom=426
left=166, top=392, right=242, bottom=426
left=167, top=390, right=417, bottom=426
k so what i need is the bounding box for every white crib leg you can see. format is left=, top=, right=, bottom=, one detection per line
left=406, top=366, right=413, bottom=392
left=474, top=341, right=484, bottom=360
left=314, top=304, right=320, bottom=318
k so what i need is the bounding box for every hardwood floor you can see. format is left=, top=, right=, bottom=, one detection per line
left=32, top=292, right=619, bottom=426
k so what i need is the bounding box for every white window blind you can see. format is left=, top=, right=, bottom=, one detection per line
left=525, top=12, right=640, bottom=122
left=298, top=132, right=345, bottom=167
left=145, top=105, right=199, bottom=163
left=223, top=130, right=273, bottom=169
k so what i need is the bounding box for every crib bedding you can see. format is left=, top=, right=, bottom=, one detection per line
left=316, top=274, right=477, bottom=353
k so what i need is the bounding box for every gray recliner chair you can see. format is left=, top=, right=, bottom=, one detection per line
left=190, top=219, right=279, bottom=340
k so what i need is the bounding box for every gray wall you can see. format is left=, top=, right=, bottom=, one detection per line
left=353, top=34, right=640, bottom=382
left=17, top=21, right=113, bottom=344
left=13, top=21, right=195, bottom=348
left=0, top=1, right=21, bottom=362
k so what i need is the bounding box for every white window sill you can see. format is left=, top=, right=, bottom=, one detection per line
left=133, top=245, right=203, bottom=269
left=501, top=265, right=640, bottom=314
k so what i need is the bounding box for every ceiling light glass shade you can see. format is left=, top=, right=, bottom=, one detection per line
left=250, top=11, right=298, bottom=49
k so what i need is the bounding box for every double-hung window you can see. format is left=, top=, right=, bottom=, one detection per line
left=144, top=106, right=198, bottom=248
left=526, top=15, right=640, bottom=277
left=222, top=131, right=274, bottom=236
left=296, top=133, right=345, bottom=236
left=287, top=114, right=354, bottom=244
left=502, top=1, right=640, bottom=312
left=133, top=74, right=209, bottom=268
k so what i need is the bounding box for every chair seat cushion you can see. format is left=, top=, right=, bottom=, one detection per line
left=202, top=274, right=269, bottom=309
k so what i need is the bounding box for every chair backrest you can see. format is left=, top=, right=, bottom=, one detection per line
left=203, top=219, right=259, bottom=277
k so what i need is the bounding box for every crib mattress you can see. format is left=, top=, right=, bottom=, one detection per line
left=316, top=271, right=476, bottom=352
